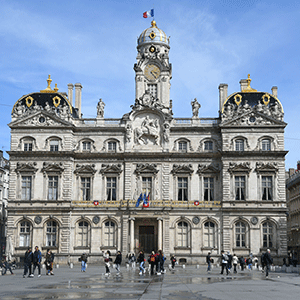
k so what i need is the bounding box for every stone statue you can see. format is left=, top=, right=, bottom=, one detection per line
left=97, top=98, right=105, bottom=118
left=191, top=98, right=201, bottom=118
left=126, top=124, right=132, bottom=143
left=134, top=116, right=159, bottom=145
left=60, top=103, right=69, bottom=119
left=12, top=101, right=25, bottom=117
left=163, top=122, right=170, bottom=143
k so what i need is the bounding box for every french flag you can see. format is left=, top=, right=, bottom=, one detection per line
left=143, top=9, right=154, bottom=18
left=143, top=193, right=150, bottom=208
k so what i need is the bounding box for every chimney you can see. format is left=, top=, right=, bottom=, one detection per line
left=271, top=86, right=278, bottom=98
left=218, top=84, right=228, bottom=113
left=75, top=83, right=82, bottom=118
left=240, top=79, right=247, bottom=91
left=68, top=84, right=74, bottom=106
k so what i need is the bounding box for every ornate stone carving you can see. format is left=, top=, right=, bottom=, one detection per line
left=97, top=98, right=105, bottom=118
left=228, top=162, right=251, bottom=175
left=134, top=116, right=160, bottom=145
left=15, top=162, right=38, bottom=174
left=163, top=122, right=170, bottom=143
left=197, top=163, right=220, bottom=174
left=255, top=162, right=278, bottom=173
left=126, top=124, right=132, bottom=143
left=41, top=162, right=64, bottom=175
left=191, top=98, right=201, bottom=118
left=74, top=164, right=97, bottom=175
left=171, top=164, right=194, bottom=175
left=100, top=164, right=122, bottom=175
left=135, top=163, right=158, bottom=175
left=34, top=216, right=42, bottom=224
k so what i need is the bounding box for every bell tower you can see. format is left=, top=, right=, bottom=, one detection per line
left=134, top=21, right=172, bottom=109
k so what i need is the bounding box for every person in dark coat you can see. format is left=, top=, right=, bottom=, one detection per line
left=45, top=249, right=54, bottom=275
left=32, top=246, right=42, bottom=277
left=114, top=251, right=122, bottom=274
left=148, top=251, right=156, bottom=275
left=170, top=254, right=176, bottom=270
left=80, top=252, right=88, bottom=272
left=159, top=250, right=166, bottom=274
left=206, top=252, right=212, bottom=272
left=1, top=258, right=14, bottom=275
left=239, top=256, right=245, bottom=271
left=264, top=249, right=273, bottom=278
left=137, top=250, right=145, bottom=275
left=23, top=247, right=33, bottom=278
left=220, top=250, right=229, bottom=275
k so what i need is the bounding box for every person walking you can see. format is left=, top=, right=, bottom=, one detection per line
left=156, top=250, right=163, bottom=275
left=103, top=250, right=111, bottom=276
left=220, top=250, right=229, bottom=275
left=130, top=253, right=136, bottom=269
left=32, top=246, right=42, bottom=277
left=114, top=251, right=122, bottom=275
left=149, top=251, right=156, bottom=275
left=137, top=250, right=145, bottom=275
left=264, top=249, right=273, bottom=278
left=23, top=247, right=33, bottom=278
left=80, top=252, right=88, bottom=272
left=206, top=252, right=212, bottom=272
left=159, top=250, right=166, bottom=274
left=239, top=256, right=245, bottom=271
left=247, top=255, right=252, bottom=271
left=232, top=253, right=238, bottom=274
left=45, top=249, right=54, bottom=275
left=1, top=258, right=14, bottom=275
left=170, top=254, right=176, bottom=270
left=227, top=251, right=232, bottom=273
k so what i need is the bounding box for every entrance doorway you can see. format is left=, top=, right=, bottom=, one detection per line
left=139, top=226, right=157, bottom=253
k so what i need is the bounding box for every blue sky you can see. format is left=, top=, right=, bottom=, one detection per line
left=0, top=0, right=299, bottom=169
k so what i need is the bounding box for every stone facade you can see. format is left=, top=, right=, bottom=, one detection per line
left=7, top=21, right=287, bottom=264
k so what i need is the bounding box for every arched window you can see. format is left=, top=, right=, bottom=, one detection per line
left=235, top=221, right=247, bottom=248
left=178, top=141, right=187, bottom=152
left=177, top=221, right=189, bottom=247
left=204, top=141, right=213, bottom=151
left=19, top=221, right=31, bottom=247
left=46, top=220, right=58, bottom=247
left=235, top=139, right=244, bottom=151
left=204, top=221, right=217, bottom=248
left=262, top=222, right=273, bottom=248
left=104, top=221, right=116, bottom=247
left=262, top=139, right=271, bottom=151
left=77, top=221, right=89, bottom=247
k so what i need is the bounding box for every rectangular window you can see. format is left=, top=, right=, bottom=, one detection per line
left=148, top=84, right=157, bottom=97
left=80, top=177, right=91, bottom=201
left=178, top=141, right=187, bottom=152
left=24, top=143, right=33, bottom=151
left=235, top=176, right=245, bottom=200
left=106, top=177, right=117, bottom=201
left=50, top=140, right=59, bottom=152
left=82, top=142, right=91, bottom=151
left=236, top=222, right=246, bottom=247
left=178, top=177, right=188, bottom=201
left=108, top=142, right=116, bottom=152
left=204, top=177, right=214, bottom=201
left=262, top=139, right=271, bottom=151
left=235, top=139, right=244, bottom=151
left=48, top=176, right=58, bottom=200
left=142, top=177, right=152, bottom=199
left=21, top=176, right=32, bottom=200
left=262, top=176, right=273, bottom=200
left=204, top=141, right=213, bottom=151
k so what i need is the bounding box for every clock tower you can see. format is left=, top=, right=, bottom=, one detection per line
left=134, top=21, right=171, bottom=109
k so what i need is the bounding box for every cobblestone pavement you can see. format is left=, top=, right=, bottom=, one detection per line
left=0, top=264, right=299, bottom=300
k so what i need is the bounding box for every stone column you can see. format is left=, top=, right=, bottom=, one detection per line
left=129, top=217, right=135, bottom=253
left=157, top=218, right=163, bottom=250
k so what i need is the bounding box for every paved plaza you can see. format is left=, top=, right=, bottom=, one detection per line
left=0, top=264, right=299, bottom=300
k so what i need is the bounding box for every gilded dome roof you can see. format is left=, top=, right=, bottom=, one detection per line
left=137, top=21, right=169, bottom=46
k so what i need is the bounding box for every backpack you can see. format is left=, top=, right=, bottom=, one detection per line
left=150, top=255, right=156, bottom=263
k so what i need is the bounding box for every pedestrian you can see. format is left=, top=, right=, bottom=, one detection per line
left=45, top=249, right=54, bottom=275
left=32, top=246, right=42, bottom=277
left=156, top=250, right=164, bottom=275
left=103, top=250, right=111, bottom=275
left=247, top=256, right=252, bottom=271
left=263, top=249, right=273, bottom=278
left=137, top=250, right=146, bottom=275
left=220, top=250, right=229, bottom=275
left=159, top=250, right=166, bottom=274
left=130, top=253, right=136, bottom=269
left=239, top=256, right=245, bottom=271
left=148, top=251, right=156, bottom=275
left=114, top=251, right=122, bottom=275
left=23, top=247, right=33, bottom=278
left=80, top=252, right=88, bottom=272
left=260, top=252, right=266, bottom=273
left=253, top=256, right=258, bottom=269
left=206, top=252, right=212, bottom=272
left=227, top=251, right=232, bottom=273
left=232, top=253, right=238, bottom=274
left=170, top=254, right=176, bottom=270
left=1, top=258, right=14, bottom=275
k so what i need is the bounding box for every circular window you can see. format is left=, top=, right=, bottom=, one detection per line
left=39, top=116, right=45, bottom=123
left=192, top=216, right=200, bottom=224
left=249, top=116, right=256, bottom=123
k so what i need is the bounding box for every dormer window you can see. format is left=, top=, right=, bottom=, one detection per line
left=24, top=142, right=33, bottom=152
left=235, top=139, right=244, bottom=151
left=204, top=141, right=213, bottom=151
left=50, top=140, right=59, bottom=152
left=82, top=141, right=91, bottom=151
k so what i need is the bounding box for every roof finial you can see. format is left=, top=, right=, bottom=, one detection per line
left=40, top=75, right=56, bottom=93
left=151, top=20, right=157, bottom=28
left=241, top=74, right=257, bottom=93
left=54, top=83, right=59, bottom=92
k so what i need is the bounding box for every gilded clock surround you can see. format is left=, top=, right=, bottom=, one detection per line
left=144, top=64, right=161, bottom=81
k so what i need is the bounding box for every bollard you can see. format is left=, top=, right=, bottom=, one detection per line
left=42, top=264, right=45, bottom=269
left=126, top=263, right=129, bottom=269
left=182, top=265, right=185, bottom=269
left=69, top=262, right=73, bottom=269
left=196, top=265, right=200, bottom=269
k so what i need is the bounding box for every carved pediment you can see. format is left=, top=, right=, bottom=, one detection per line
left=221, top=111, right=285, bottom=127
left=74, top=164, right=97, bottom=175
left=10, top=111, right=72, bottom=128
left=171, top=164, right=194, bottom=175
left=135, top=163, right=159, bottom=175
left=255, top=162, right=278, bottom=173
left=228, top=162, right=251, bottom=175
left=197, top=163, right=220, bottom=174
left=41, top=162, right=64, bottom=174
left=100, top=164, right=122, bottom=175
left=15, top=162, right=38, bottom=174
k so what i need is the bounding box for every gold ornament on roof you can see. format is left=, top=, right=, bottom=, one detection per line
left=40, top=75, right=58, bottom=93
left=241, top=74, right=257, bottom=93
left=234, top=94, right=242, bottom=106
left=262, top=93, right=270, bottom=105
left=53, top=96, right=61, bottom=107
left=151, top=20, right=157, bottom=28
left=25, top=96, right=34, bottom=107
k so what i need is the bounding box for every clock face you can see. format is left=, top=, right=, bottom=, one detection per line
left=144, top=64, right=161, bottom=81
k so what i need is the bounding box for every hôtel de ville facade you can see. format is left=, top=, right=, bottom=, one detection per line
left=7, top=21, right=288, bottom=264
